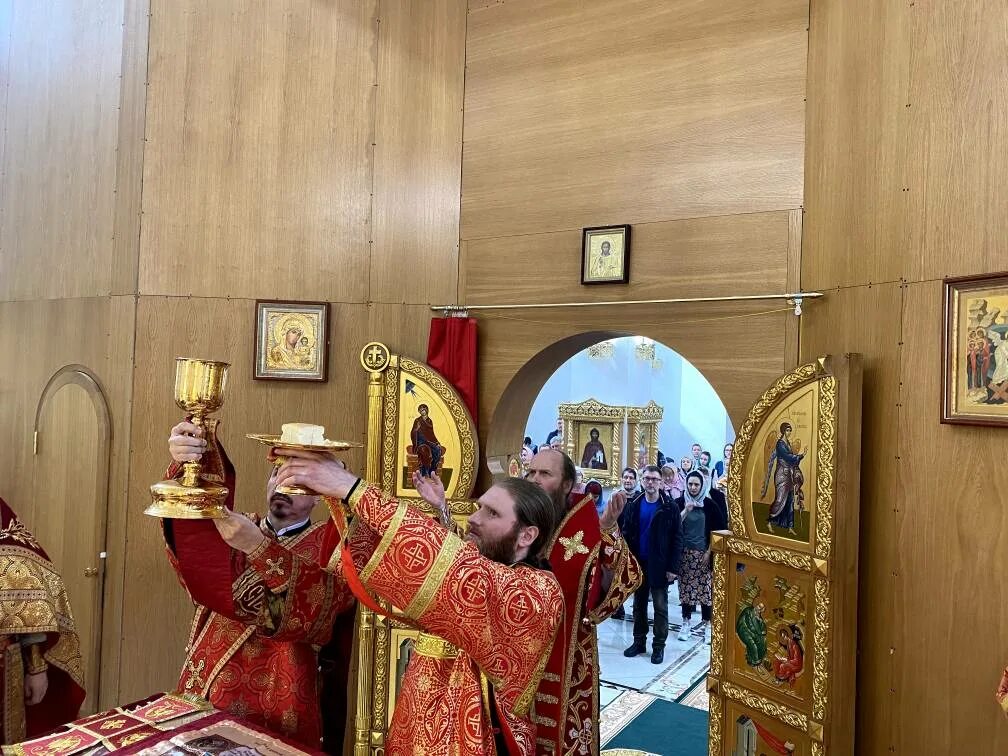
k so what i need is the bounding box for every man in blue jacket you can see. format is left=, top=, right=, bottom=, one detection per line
left=618, top=465, right=684, bottom=664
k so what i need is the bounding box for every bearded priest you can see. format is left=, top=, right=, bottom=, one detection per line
left=274, top=449, right=563, bottom=756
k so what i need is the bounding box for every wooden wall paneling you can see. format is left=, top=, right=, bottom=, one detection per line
left=0, top=296, right=135, bottom=709
left=802, top=0, right=912, bottom=291
left=461, top=0, right=808, bottom=240
left=903, top=0, right=1008, bottom=283
left=369, top=0, right=467, bottom=305
left=0, top=0, right=127, bottom=301
left=783, top=208, right=803, bottom=370
left=367, top=303, right=438, bottom=362
left=120, top=296, right=370, bottom=699
left=139, top=0, right=378, bottom=302
left=894, top=282, right=1008, bottom=755
left=799, top=283, right=903, bottom=754
left=477, top=302, right=791, bottom=468
left=110, top=0, right=151, bottom=296
left=462, top=211, right=792, bottom=306
left=0, top=0, right=11, bottom=173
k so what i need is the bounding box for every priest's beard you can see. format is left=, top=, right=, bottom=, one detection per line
left=472, top=522, right=522, bottom=565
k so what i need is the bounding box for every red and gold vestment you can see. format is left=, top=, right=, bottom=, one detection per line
left=163, top=437, right=354, bottom=750
left=334, top=483, right=563, bottom=756
left=0, top=497, right=86, bottom=744
left=534, top=494, right=642, bottom=756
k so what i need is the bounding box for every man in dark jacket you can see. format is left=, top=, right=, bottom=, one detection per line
left=618, top=465, right=684, bottom=664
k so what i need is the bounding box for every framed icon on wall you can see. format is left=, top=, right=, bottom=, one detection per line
left=941, top=271, right=1008, bottom=426
left=254, top=299, right=330, bottom=381
left=581, top=224, right=631, bottom=285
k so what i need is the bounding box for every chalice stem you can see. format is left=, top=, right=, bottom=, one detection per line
left=181, top=461, right=201, bottom=487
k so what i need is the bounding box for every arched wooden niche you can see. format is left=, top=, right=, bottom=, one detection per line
left=32, top=364, right=113, bottom=713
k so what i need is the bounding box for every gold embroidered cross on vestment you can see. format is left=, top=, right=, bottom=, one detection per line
left=265, top=558, right=284, bottom=577
left=559, top=530, right=589, bottom=561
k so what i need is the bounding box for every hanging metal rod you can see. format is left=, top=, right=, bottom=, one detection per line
left=432, top=291, right=823, bottom=317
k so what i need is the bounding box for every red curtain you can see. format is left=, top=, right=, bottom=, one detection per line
left=426, top=316, right=478, bottom=426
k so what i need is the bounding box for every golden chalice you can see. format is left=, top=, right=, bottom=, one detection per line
left=146, top=357, right=231, bottom=519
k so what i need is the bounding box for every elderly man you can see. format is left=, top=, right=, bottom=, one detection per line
left=166, top=422, right=356, bottom=750
left=272, top=451, right=562, bottom=756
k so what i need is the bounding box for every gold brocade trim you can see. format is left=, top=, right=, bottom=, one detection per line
left=535, top=692, right=559, bottom=705
left=0, top=546, right=85, bottom=690
left=709, top=551, right=726, bottom=678
left=815, top=376, right=837, bottom=561
left=707, top=692, right=722, bottom=756
left=725, top=537, right=813, bottom=572
left=346, top=483, right=368, bottom=514
left=413, top=633, right=458, bottom=659
left=4, top=644, right=26, bottom=744
left=403, top=537, right=462, bottom=620
left=721, top=681, right=807, bottom=731
left=245, top=535, right=272, bottom=562
left=0, top=519, right=40, bottom=551
left=812, top=743, right=825, bottom=756
left=813, top=578, right=831, bottom=722
left=727, top=363, right=818, bottom=537
left=360, top=500, right=409, bottom=583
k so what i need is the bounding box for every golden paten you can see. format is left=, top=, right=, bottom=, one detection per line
left=147, top=357, right=230, bottom=519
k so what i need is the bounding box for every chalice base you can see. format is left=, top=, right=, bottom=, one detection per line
left=147, top=478, right=229, bottom=519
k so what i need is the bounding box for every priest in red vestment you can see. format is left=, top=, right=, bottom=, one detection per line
left=273, top=450, right=564, bottom=756
left=524, top=449, right=642, bottom=756
left=164, top=422, right=356, bottom=751
left=0, top=497, right=86, bottom=744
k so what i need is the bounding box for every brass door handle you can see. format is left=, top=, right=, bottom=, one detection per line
left=83, top=567, right=98, bottom=577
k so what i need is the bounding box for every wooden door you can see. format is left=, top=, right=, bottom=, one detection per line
left=30, top=372, right=111, bottom=714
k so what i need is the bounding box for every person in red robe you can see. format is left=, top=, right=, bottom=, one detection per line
left=273, top=450, right=564, bottom=756
left=165, top=421, right=356, bottom=751
left=524, top=449, right=641, bottom=756
left=0, top=497, right=86, bottom=744
left=415, top=447, right=642, bottom=756
left=771, top=624, right=804, bottom=685
left=409, top=404, right=443, bottom=476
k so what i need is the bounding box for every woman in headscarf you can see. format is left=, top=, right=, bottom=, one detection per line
left=675, top=470, right=728, bottom=644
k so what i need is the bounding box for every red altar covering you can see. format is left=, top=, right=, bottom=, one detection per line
left=1, top=693, right=322, bottom=756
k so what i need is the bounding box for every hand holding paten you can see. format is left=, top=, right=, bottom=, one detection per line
left=600, top=490, right=627, bottom=530
left=214, top=509, right=265, bottom=555
left=168, top=420, right=207, bottom=463
left=274, top=448, right=357, bottom=499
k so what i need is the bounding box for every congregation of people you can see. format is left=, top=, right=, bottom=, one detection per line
left=525, top=421, right=733, bottom=664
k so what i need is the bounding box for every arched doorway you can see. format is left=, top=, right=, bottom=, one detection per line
left=489, top=334, right=731, bottom=746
